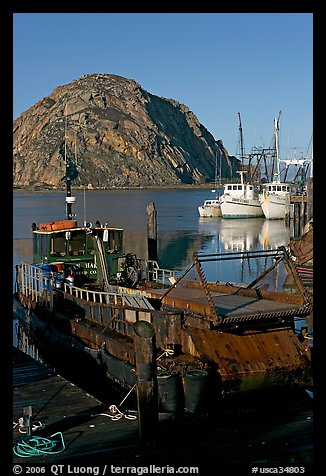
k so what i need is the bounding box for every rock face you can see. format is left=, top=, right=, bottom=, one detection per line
left=13, top=74, right=239, bottom=189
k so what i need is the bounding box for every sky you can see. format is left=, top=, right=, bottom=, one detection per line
left=13, top=12, right=313, bottom=160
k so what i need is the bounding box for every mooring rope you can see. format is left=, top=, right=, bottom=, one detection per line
left=13, top=417, right=45, bottom=434
left=13, top=432, right=65, bottom=458
left=93, top=348, right=175, bottom=422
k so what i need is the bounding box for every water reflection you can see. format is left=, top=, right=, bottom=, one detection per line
left=13, top=189, right=297, bottom=284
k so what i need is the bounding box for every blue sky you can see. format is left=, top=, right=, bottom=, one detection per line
left=13, top=13, right=313, bottom=160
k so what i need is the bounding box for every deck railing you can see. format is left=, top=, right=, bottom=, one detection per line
left=16, top=263, right=54, bottom=309
left=137, top=259, right=179, bottom=285
left=16, top=262, right=158, bottom=312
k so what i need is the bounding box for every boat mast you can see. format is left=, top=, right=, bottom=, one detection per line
left=273, top=110, right=282, bottom=182
left=238, top=112, right=245, bottom=166
left=212, top=151, right=218, bottom=192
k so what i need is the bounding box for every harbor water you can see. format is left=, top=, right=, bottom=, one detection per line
left=13, top=187, right=301, bottom=283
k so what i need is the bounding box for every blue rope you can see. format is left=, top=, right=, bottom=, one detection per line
left=13, top=432, right=65, bottom=458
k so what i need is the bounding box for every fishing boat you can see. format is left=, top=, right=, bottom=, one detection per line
left=219, top=113, right=264, bottom=219
left=198, top=197, right=221, bottom=218
left=219, top=170, right=264, bottom=218
left=13, top=119, right=313, bottom=412
left=198, top=153, right=222, bottom=217
left=258, top=112, right=293, bottom=220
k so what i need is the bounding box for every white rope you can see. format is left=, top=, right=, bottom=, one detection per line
left=157, top=348, right=174, bottom=361
left=13, top=417, right=45, bottom=433
left=91, top=348, right=175, bottom=423
left=92, top=405, right=137, bottom=421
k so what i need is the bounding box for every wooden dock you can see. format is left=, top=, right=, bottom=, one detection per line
left=12, top=346, right=314, bottom=469
left=13, top=346, right=141, bottom=463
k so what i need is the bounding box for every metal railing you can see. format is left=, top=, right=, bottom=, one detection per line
left=140, top=259, right=179, bottom=285
left=62, top=281, right=154, bottom=310
left=16, top=263, right=54, bottom=309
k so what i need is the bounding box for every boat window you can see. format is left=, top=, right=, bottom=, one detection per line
left=33, top=235, right=38, bottom=257
left=277, top=186, right=281, bottom=191
left=238, top=185, right=242, bottom=190
left=68, top=231, right=86, bottom=256
left=106, top=230, right=122, bottom=254
left=50, top=234, right=66, bottom=257
left=87, top=235, right=95, bottom=255
left=227, top=185, right=232, bottom=191
left=272, top=186, right=276, bottom=191
left=282, top=186, right=287, bottom=191
left=249, top=186, right=253, bottom=190
left=206, top=201, right=211, bottom=205
left=40, top=235, right=48, bottom=258
left=233, top=185, right=237, bottom=190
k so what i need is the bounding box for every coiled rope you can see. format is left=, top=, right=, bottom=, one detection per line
left=13, top=432, right=65, bottom=458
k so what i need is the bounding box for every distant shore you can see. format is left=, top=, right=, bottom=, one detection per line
left=13, top=183, right=225, bottom=192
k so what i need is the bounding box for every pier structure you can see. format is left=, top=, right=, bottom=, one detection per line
left=12, top=342, right=313, bottom=467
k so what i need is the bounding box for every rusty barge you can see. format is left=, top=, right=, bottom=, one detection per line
left=13, top=151, right=313, bottom=411
left=13, top=220, right=313, bottom=410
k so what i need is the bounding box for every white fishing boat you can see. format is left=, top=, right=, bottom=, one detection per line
left=219, top=170, right=264, bottom=218
left=259, top=182, right=292, bottom=219
left=258, top=112, right=292, bottom=220
left=198, top=197, right=222, bottom=217
left=219, top=113, right=264, bottom=219
left=198, top=152, right=222, bottom=217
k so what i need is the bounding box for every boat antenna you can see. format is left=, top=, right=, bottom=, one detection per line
left=83, top=186, right=87, bottom=223
left=64, top=104, right=76, bottom=220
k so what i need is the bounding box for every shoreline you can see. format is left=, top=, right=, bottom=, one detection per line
left=13, top=183, right=223, bottom=193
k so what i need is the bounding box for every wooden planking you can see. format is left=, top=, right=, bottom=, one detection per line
left=13, top=347, right=140, bottom=463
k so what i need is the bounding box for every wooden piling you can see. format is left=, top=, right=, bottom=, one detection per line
left=306, top=177, right=313, bottom=223
left=23, top=406, right=33, bottom=436
left=146, top=202, right=158, bottom=262
left=133, top=320, right=158, bottom=448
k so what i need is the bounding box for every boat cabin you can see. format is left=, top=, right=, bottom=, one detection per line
left=262, top=183, right=292, bottom=195
left=32, top=221, right=124, bottom=284
left=223, top=182, right=255, bottom=200
left=203, top=199, right=220, bottom=207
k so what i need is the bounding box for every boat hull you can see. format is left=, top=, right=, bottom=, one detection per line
left=259, top=193, right=290, bottom=220
left=220, top=196, right=264, bottom=218
left=198, top=205, right=222, bottom=217
left=13, top=279, right=313, bottom=405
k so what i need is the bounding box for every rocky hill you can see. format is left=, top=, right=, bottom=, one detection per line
left=13, top=73, right=239, bottom=189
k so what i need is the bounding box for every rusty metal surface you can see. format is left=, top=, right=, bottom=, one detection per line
left=183, top=326, right=312, bottom=388
left=156, top=285, right=311, bottom=323
left=211, top=293, right=310, bottom=320
left=143, top=248, right=313, bottom=327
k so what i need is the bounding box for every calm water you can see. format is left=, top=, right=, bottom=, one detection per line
left=13, top=188, right=297, bottom=285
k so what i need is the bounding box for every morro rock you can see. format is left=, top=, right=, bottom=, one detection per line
left=13, top=73, right=239, bottom=189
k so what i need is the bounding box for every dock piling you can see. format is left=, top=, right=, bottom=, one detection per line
left=146, top=202, right=158, bottom=262
left=133, top=320, right=158, bottom=448
left=23, top=406, right=33, bottom=436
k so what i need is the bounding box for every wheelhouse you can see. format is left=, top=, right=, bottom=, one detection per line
left=32, top=225, right=124, bottom=283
